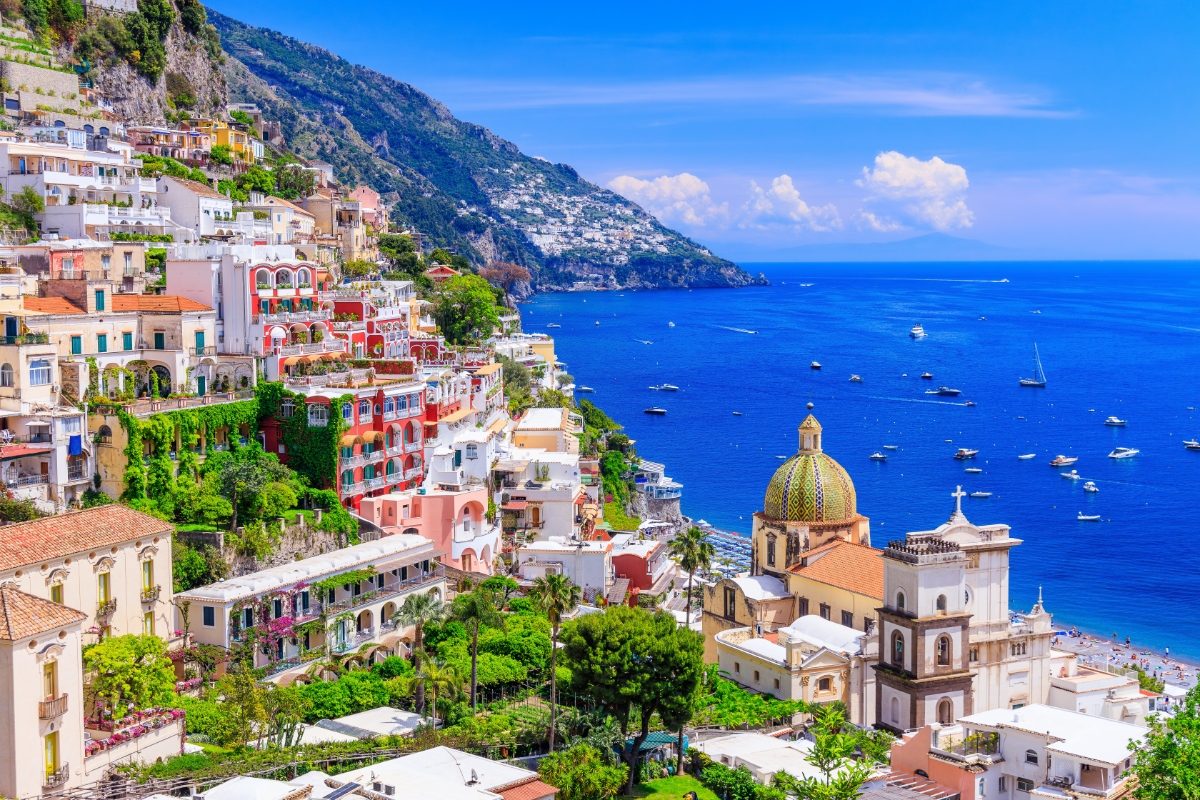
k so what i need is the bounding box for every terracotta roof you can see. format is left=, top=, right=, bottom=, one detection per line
left=0, top=505, right=173, bottom=572
left=788, top=539, right=884, bottom=600
left=23, top=296, right=85, bottom=315
left=166, top=176, right=226, bottom=200
left=264, top=195, right=315, bottom=217
left=0, top=586, right=85, bottom=640
left=111, top=295, right=213, bottom=313
left=424, top=264, right=460, bottom=277
left=498, top=778, right=558, bottom=800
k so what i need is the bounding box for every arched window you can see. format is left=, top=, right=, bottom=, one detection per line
left=891, top=631, right=905, bottom=668
left=817, top=677, right=832, bottom=692
left=0, top=363, right=12, bottom=388
left=341, top=471, right=354, bottom=488
left=889, top=696, right=900, bottom=726
left=936, top=635, right=952, bottom=666
left=766, top=534, right=776, bottom=567
left=96, top=425, right=112, bottom=445
left=383, top=397, right=394, bottom=415
left=342, top=404, right=353, bottom=421
left=895, top=591, right=906, bottom=612
left=936, top=594, right=947, bottom=612
left=358, top=399, right=370, bottom=417
left=1025, top=749, right=1039, bottom=765
left=29, top=359, right=51, bottom=386
left=308, top=404, right=328, bottom=426
left=937, top=698, right=954, bottom=725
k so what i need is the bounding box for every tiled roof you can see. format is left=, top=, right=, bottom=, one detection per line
left=0, top=586, right=85, bottom=640
left=166, top=176, right=226, bottom=200
left=23, top=296, right=85, bottom=315
left=0, top=505, right=172, bottom=571
left=111, top=295, right=213, bottom=313
left=788, top=539, right=884, bottom=600
left=264, top=195, right=315, bottom=217
left=497, top=778, right=558, bottom=800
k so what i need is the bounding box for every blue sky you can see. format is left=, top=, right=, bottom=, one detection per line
left=207, top=1, right=1200, bottom=259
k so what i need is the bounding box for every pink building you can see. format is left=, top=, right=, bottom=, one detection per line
left=359, top=486, right=500, bottom=575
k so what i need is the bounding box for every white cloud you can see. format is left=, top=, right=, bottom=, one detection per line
left=858, top=151, right=974, bottom=230
left=743, top=175, right=841, bottom=231
left=858, top=210, right=904, bottom=232
left=608, top=172, right=728, bottom=226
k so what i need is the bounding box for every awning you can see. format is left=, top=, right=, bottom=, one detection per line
left=282, top=356, right=304, bottom=367
left=0, top=445, right=51, bottom=460
left=339, top=434, right=364, bottom=446
left=494, top=459, right=529, bottom=473
left=501, top=501, right=529, bottom=511
left=367, top=431, right=386, bottom=443
left=439, top=407, right=473, bottom=424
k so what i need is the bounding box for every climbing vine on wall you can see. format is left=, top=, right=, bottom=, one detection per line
left=255, top=382, right=350, bottom=490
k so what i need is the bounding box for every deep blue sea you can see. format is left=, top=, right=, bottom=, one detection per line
left=523, top=262, right=1200, bottom=658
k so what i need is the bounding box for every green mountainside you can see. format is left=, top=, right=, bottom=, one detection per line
left=208, top=10, right=760, bottom=290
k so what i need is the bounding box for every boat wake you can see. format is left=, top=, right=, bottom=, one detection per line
left=863, top=395, right=973, bottom=407
left=718, top=325, right=759, bottom=335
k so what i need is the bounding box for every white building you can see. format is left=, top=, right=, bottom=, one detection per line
left=515, top=537, right=612, bottom=599
left=495, top=447, right=584, bottom=541
left=156, top=176, right=234, bottom=239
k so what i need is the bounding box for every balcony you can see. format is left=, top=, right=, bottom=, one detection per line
left=365, top=476, right=384, bottom=490
left=141, top=585, right=161, bottom=603
left=340, top=481, right=365, bottom=495
left=403, top=467, right=423, bottom=481
left=324, top=567, right=446, bottom=618
left=43, top=764, right=69, bottom=790
left=0, top=332, right=50, bottom=345
left=331, top=628, right=375, bottom=655
left=404, top=440, right=422, bottom=453
left=39, top=693, right=69, bottom=720
left=97, top=598, right=117, bottom=617
left=253, top=310, right=332, bottom=325
left=932, top=731, right=1002, bottom=766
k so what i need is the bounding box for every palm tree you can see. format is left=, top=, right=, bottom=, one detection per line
left=394, top=591, right=445, bottom=714
left=531, top=573, right=581, bottom=752
left=451, top=587, right=503, bottom=711
left=667, top=525, right=714, bottom=775
left=417, top=657, right=463, bottom=727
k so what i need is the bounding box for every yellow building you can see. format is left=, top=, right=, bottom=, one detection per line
left=185, top=118, right=257, bottom=164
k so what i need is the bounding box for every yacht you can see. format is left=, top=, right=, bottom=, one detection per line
left=1083, top=481, right=1100, bottom=493
left=849, top=374, right=863, bottom=383
left=920, top=372, right=934, bottom=380
left=668, top=321, right=676, bottom=328
left=546, top=322, right=561, bottom=329
left=1108, top=447, right=1140, bottom=459
left=965, top=401, right=978, bottom=407
left=1050, top=455, right=1079, bottom=467
left=643, top=407, right=668, bottom=416
left=1184, top=439, right=1200, bottom=451
left=1104, top=416, right=1127, bottom=427
left=1078, top=513, right=1101, bottom=522
left=810, top=361, right=822, bottom=370
left=1018, top=453, right=1037, bottom=460
left=910, top=324, right=927, bottom=339
left=660, top=384, right=680, bottom=391
left=648, top=385, right=661, bottom=391
left=964, top=467, right=983, bottom=474
left=954, top=448, right=980, bottom=460
left=969, top=491, right=992, bottom=498
left=576, top=386, right=595, bottom=393
left=869, top=452, right=888, bottom=461
left=732, top=411, right=743, bottom=417
left=1061, top=470, right=1082, bottom=480
left=882, top=444, right=900, bottom=450
left=927, top=386, right=962, bottom=397
left=594, top=320, right=600, bottom=326
left=1019, top=342, right=1048, bottom=387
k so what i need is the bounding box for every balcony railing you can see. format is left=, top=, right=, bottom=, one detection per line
left=324, top=567, right=446, bottom=617
left=97, top=598, right=117, bottom=617
left=141, top=585, right=161, bottom=603
left=403, top=467, right=423, bottom=481
left=5, top=474, right=49, bottom=488
left=0, top=333, right=50, bottom=345
left=43, top=764, right=69, bottom=790
left=253, top=310, right=332, bottom=325
left=39, top=693, right=68, bottom=720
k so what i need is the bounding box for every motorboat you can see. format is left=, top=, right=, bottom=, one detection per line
left=1061, top=470, right=1082, bottom=480
left=732, top=411, right=743, bottom=416
left=1078, top=513, right=1101, bottom=522
left=594, top=320, right=600, bottom=326
left=648, top=385, right=661, bottom=391
left=810, top=361, right=822, bottom=370
left=576, top=386, right=595, bottom=393
left=643, top=407, right=668, bottom=415
left=660, top=384, right=680, bottom=391
left=668, top=321, right=676, bottom=328
left=964, top=467, right=983, bottom=474
left=1050, top=455, right=1078, bottom=467
left=970, top=491, right=992, bottom=498
left=965, top=401, right=977, bottom=407
left=1108, top=447, right=1139, bottom=459
left=954, top=448, right=979, bottom=460
left=1083, top=481, right=1099, bottom=493
left=921, top=372, right=934, bottom=380
left=849, top=374, right=863, bottom=383
left=1185, top=439, right=1200, bottom=451
left=1019, top=343, right=1047, bottom=387
left=882, top=444, right=900, bottom=450
left=546, top=322, right=561, bottom=329
left=1104, top=416, right=1127, bottom=427
left=1018, top=453, right=1037, bottom=460
left=869, top=452, right=888, bottom=461
left=928, top=386, right=962, bottom=397
left=910, top=324, right=927, bottom=339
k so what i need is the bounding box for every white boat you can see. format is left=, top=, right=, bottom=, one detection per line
left=1017, top=453, right=1037, bottom=460
left=964, top=467, right=983, bottom=474
left=1083, top=481, right=1099, bottom=493
left=594, top=320, right=600, bottom=326
left=648, top=385, right=661, bottom=390
left=1104, top=416, right=1127, bottom=427
left=668, top=321, right=676, bottom=328
left=882, top=444, right=899, bottom=450
left=1061, top=470, right=1082, bottom=480
left=1050, top=455, right=1078, bottom=467
left=810, top=361, right=822, bottom=370
left=910, top=323, right=926, bottom=339
left=660, top=384, right=680, bottom=391
left=921, top=372, right=934, bottom=380
left=1185, top=439, right=1200, bottom=451
left=869, top=452, right=888, bottom=461
left=643, top=407, right=667, bottom=416
left=732, top=411, right=743, bottom=416
left=1078, top=513, right=1101, bottom=522
left=1019, top=343, right=1047, bottom=387
left=1108, top=447, right=1139, bottom=459
left=954, top=448, right=979, bottom=460
left=546, top=322, right=561, bottom=329
left=800, top=283, right=815, bottom=287
left=576, top=386, right=595, bottom=393
left=849, top=374, right=863, bottom=383
left=969, top=491, right=992, bottom=498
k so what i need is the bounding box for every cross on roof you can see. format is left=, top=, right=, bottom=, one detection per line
left=952, top=485, right=966, bottom=516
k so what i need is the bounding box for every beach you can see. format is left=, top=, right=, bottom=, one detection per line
left=1053, top=625, right=1198, bottom=695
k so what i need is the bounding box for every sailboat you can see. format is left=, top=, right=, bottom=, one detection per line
left=1019, top=343, right=1047, bottom=387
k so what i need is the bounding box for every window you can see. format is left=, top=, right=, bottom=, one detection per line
left=97, top=572, right=111, bottom=603
left=723, top=586, right=737, bottom=620
left=343, top=404, right=353, bottom=420
left=143, top=611, right=154, bottom=635
left=753, top=670, right=760, bottom=682
left=384, top=397, right=394, bottom=415
left=63, top=417, right=80, bottom=434
left=841, top=610, right=854, bottom=628
left=1016, top=778, right=1035, bottom=793
left=29, top=359, right=51, bottom=386
left=734, top=662, right=740, bottom=674
left=766, top=535, right=776, bottom=567
left=895, top=591, right=906, bottom=611
left=936, top=635, right=952, bottom=666
left=970, top=646, right=979, bottom=663
left=101, top=254, right=110, bottom=271
left=273, top=598, right=283, bottom=618
left=243, top=608, right=254, bottom=628
left=43, top=661, right=57, bottom=699
left=142, top=560, right=154, bottom=590
left=308, top=405, right=328, bottom=426
left=1011, top=642, right=1028, bottom=656
left=94, top=289, right=105, bottom=311
left=50, top=583, right=63, bottom=604
left=774, top=678, right=780, bottom=690
left=891, top=631, right=905, bottom=668
left=44, top=731, right=59, bottom=781
left=937, top=697, right=954, bottom=725
left=999, top=777, right=1007, bottom=792
left=1025, top=749, right=1039, bottom=765
left=359, top=399, right=371, bottom=418
left=70, top=335, right=82, bottom=355
left=122, top=331, right=132, bottom=350
left=124, top=252, right=132, bottom=273
left=817, top=677, right=832, bottom=692
left=0, top=363, right=11, bottom=387
left=202, top=606, right=215, bottom=626
left=819, top=603, right=831, bottom=620
left=798, top=597, right=810, bottom=616
left=96, top=333, right=107, bottom=353
left=936, top=594, right=947, bottom=612
left=280, top=400, right=295, bottom=418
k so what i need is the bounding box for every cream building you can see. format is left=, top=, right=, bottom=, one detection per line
left=512, top=407, right=583, bottom=454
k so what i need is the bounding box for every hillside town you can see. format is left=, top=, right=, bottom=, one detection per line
left=0, top=4, right=1191, bottom=800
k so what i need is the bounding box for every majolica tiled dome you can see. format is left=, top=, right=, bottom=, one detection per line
left=763, top=414, right=857, bottom=523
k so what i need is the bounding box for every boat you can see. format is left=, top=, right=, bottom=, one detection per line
left=1077, top=513, right=1101, bottom=522
left=965, top=401, right=977, bottom=407
left=594, top=320, right=600, bottom=326
left=800, top=283, right=815, bottom=287
left=927, top=386, right=962, bottom=397
left=1083, top=481, right=1099, bottom=493
left=648, top=385, right=661, bottom=391
left=1108, top=447, right=1140, bottom=459
left=636, top=339, right=654, bottom=345
left=576, top=386, right=595, bottom=393
left=920, top=372, right=934, bottom=380
left=1018, top=453, right=1037, bottom=460
left=1185, top=439, right=1200, bottom=451
left=668, top=321, right=676, bottom=328
left=882, top=444, right=900, bottom=450
left=849, top=374, right=863, bottom=383
left=954, top=448, right=979, bottom=460
left=1061, top=470, right=1082, bottom=480
left=546, top=322, right=561, bottom=329
left=660, top=384, right=680, bottom=391
left=732, top=411, right=743, bottom=417
left=1019, top=343, right=1048, bottom=387
left=1049, top=455, right=1078, bottom=467
left=964, top=467, right=983, bottom=474
left=1104, top=416, right=1127, bottom=427
left=910, top=323, right=927, bottom=339
left=869, top=452, right=888, bottom=461
left=969, top=491, right=992, bottom=498
left=643, top=407, right=667, bottom=416
left=810, top=361, right=822, bottom=370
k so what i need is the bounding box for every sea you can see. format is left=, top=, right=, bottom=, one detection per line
left=522, top=261, right=1200, bottom=659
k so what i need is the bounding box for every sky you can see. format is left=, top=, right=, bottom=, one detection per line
left=206, top=1, right=1200, bottom=260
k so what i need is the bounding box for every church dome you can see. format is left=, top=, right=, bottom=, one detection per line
left=763, top=413, right=857, bottom=523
